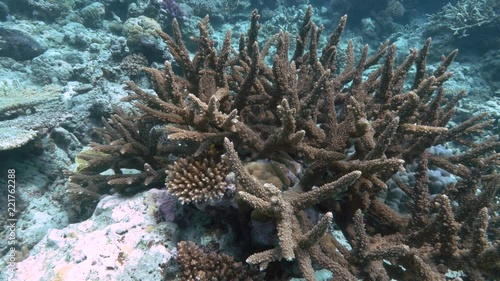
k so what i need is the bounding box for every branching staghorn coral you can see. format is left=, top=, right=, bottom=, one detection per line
left=69, top=5, right=499, bottom=280
left=66, top=107, right=168, bottom=198
left=223, top=137, right=361, bottom=280
left=427, top=0, right=500, bottom=37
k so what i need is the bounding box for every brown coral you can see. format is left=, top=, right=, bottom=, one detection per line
left=223, top=137, right=360, bottom=280
left=120, top=53, right=149, bottom=77
left=166, top=150, right=229, bottom=204
left=175, top=241, right=263, bottom=281
left=69, top=5, right=500, bottom=281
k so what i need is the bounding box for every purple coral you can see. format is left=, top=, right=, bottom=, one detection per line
left=158, top=190, right=179, bottom=222
left=160, top=0, right=186, bottom=19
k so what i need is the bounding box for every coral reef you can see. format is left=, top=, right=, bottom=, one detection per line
left=69, top=6, right=499, bottom=281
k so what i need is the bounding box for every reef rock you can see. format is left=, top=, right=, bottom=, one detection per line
left=5, top=189, right=179, bottom=281
left=0, top=27, right=46, bottom=61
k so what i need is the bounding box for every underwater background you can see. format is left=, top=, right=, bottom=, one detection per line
left=0, top=0, right=499, bottom=280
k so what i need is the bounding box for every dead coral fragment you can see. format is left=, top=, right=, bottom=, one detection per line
left=0, top=127, right=37, bottom=150
left=166, top=151, right=229, bottom=204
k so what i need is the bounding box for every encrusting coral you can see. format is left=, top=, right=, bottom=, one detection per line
left=68, top=5, right=499, bottom=280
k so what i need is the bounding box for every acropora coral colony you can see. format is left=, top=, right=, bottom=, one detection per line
left=67, top=6, right=499, bottom=281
